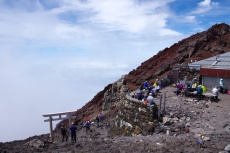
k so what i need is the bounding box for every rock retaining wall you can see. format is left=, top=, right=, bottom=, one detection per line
left=103, top=75, right=158, bottom=136
left=109, top=90, right=157, bottom=136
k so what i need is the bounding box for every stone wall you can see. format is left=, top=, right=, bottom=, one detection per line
left=102, top=75, right=128, bottom=111
left=109, top=91, right=157, bottom=136
left=102, top=75, right=158, bottom=136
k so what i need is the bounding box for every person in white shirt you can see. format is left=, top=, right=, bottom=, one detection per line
left=212, top=86, right=219, bottom=100
left=147, top=93, right=155, bottom=105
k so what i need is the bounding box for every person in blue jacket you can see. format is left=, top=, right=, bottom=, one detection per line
left=197, top=85, right=203, bottom=100
left=69, top=122, right=77, bottom=142
left=143, top=81, right=149, bottom=89
left=85, top=120, right=91, bottom=133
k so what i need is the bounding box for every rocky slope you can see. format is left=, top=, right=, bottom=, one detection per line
left=1, top=23, right=230, bottom=153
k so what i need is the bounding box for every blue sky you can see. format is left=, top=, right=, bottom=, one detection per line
left=0, top=0, right=229, bottom=142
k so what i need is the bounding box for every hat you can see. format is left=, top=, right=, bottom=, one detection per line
left=220, top=78, right=223, bottom=80
left=71, top=122, right=74, bottom=125
left=149, top=93, right=152, bottom=95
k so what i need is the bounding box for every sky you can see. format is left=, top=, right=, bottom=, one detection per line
left=0, top=0, right=230, bottom=142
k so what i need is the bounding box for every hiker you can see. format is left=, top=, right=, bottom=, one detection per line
left=151, top=86, right=157, bottom=97
left=69, top=122, right=77, bottom=142
left=201, top=85, right=206, bottom=93
left=197, top=85, right=203, bottom=100
left=142, top=89, right=148, bottom=101
left=156, top=84, right=160, bottom=93
left=185, top=82, right=191, bottom=92
left=212, top=86, right=219, bottom=100
left=156, top=79, right=161, bottom=89
left=85, top=120, right=91, bottom=133
left=137, top=90, right=143, bottom=101
left=147, top=86, right=152, bottom=95
left=147, top=93, right=155, bottom=105
left=219, top=78, right=224, bottom=93
left=143, top=80, right=149, bottom=89
left=99, top=112, right=104, bottom=121
left=96, top=115, right=100, bottom=127
left=191, top=82, right=197, bottom=92
left=153, top=81, right=157, bottom=87
left=184, top=82, right=191, bottom=96
left=160, top=79, right=164, bottom=89
left=152, top=103, right=159, bottom=120
left=60, top=125, right=68, bottom=142
left=176, top=83, right=183, bottom=96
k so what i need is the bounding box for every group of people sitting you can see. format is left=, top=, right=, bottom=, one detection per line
left=176, top=81, right=199, bottom=95
left=132, top=80, right=162, bottom=105
left=131, top=80, right=159, bottom=120
left=175, top=80, right=219, bottom=100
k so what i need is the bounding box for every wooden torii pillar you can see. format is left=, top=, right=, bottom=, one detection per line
left=42, top=110, right=77, bottom=142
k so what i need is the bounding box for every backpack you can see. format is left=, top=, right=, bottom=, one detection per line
left=197, top=87, right=202, bottom=94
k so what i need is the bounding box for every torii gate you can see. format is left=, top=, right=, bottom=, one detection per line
left=42, top=110, right=77, bottom=142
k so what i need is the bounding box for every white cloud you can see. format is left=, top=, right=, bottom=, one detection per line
left=192, top=0, right=218, bottom=14
left=193, top=27, right=205, bottom=32
left=50, top=0, right=177, bottom=34
left=184, top=16, right=196, bottom=23
left=0, top=0, right=182, bottom=59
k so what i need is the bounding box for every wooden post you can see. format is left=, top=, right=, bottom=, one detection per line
left=159, top=95, right=162, bottom=116
left=49, top=116, right=54, bottom=142
left=163, top=92, right=166, bottom=113
left=68, top=114, right=72, bottom=126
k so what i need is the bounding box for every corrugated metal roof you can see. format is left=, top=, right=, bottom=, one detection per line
left=188, top=52, right=230, bottom=69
